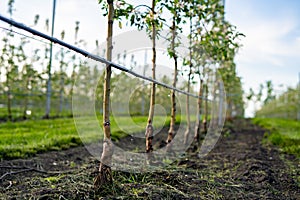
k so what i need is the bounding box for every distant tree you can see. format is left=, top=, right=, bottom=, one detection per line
left=1, top=0, right=17, bottom=121
left=44, top=0, right=57, bottom=119
left=69, top=21, right=81, bottom=99
left=1, top=36, right=15, bottom=121
left=247, top=83, right=263, bottom=114
left=56, top=30, right=68, bottom=115
left=19, top=15, right=41, bottom=119
left=256, top=86, right=299, bottom=119
left=264, top=80, right=276, bottom=104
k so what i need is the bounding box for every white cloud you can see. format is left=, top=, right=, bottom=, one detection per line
left=237, top=17, right=300, bottom=65
left=226, top=1, right=300, bottom=117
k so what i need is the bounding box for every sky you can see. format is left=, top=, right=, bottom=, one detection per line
left=0, top=0, right=299, bottom=117
left=225, top=0, right=300, bottom=116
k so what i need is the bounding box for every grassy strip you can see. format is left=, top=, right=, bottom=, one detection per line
left=0, top=115, right=186, bottom=159
left=253, top=118, right=300, bottom=157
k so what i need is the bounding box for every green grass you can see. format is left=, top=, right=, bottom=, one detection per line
left=0, top=115, right=187, bottom=159
left=0, top=107, right=73, bottom=121
left=0, top=118, right=78, bottom=159
left=253, top=118, right=300, bottom=157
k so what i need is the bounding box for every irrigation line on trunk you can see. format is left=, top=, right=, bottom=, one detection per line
left=0, top=14, right=211, bottom=101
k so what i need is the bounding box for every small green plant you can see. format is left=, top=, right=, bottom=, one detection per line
left=44, top=175, right=64, bottom=183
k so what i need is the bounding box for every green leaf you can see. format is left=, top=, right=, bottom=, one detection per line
left=130, top=14, right=135, bottom=26
left=119, top=21, right=123, bottom=29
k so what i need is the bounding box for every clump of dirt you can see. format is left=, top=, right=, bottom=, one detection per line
left=0, top=119, right=299, bottom=199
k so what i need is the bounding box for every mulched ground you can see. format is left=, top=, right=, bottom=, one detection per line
left=0, top=119, right=299, bottom=199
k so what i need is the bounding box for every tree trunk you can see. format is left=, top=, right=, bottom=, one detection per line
left=22, top=96, right=29, bottom=120
left=5, top=56, right=12, bottom=121
left=94, top=0, right=114, bottom=189
left=145, top=0, right=156, bottom=153
left=141, top=50, right=148, bottom=116
left=194, top=79, right=203, bottom=143
left=59, top=71, right=64, bottom=114
left=22, top=76, right=30, bottom=120
left=69, top=62, right=77, bottom=98
left=6, top=72, right=12, bottom=121
left=167, top=17, right=177, bottom=144
left=184, top=15, right=193, bottom=145
left=203, top=83, right=208, bottom=134
left=44, top=67, right=52, bottom=119
left=184, top=72, right=191, bottom=145
left=44, top=0, right=56, bottom=119
left=59, top=50, right=64, bottom=115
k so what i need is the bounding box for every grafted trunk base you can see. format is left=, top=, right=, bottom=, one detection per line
left=194, top=123, right=201, bottom=144
left=94, top=163, right=112, bottom=190
left=145, top=123, right=154, bottom=153
left=94, top=138, right=114, bottom=190
left=166, top=130, right=174, bottom=144
left=203, top=120, right=208, bottom=134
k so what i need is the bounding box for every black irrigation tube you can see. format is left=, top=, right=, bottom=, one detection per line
left=0, top=14, right=210, bottom=100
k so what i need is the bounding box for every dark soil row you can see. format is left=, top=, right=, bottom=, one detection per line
left=0, top=119, right=299, bottom=199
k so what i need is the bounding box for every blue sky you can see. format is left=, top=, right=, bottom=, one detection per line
left=0, top=0, right=299, bottom=117
left=225, top=0, right=300, bottom=116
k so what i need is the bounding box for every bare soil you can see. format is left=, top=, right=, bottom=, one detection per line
left=0, top=119, right=299, bottom=199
